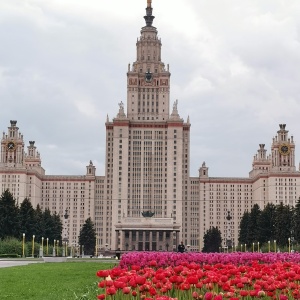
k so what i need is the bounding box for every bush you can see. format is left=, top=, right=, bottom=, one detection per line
left=0, top=237, right=27, bottom=256
left=0, top=253, right=20, bottom=258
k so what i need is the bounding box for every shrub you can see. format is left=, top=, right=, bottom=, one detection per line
left=0, top=237, right=27, bottom=256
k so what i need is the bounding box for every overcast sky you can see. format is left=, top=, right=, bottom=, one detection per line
left=1, top=0, right=300, bottom=178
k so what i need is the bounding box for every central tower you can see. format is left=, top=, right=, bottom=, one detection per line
left=127, top=0, right=170, bottom=122
left=103, top=0, right=191, bottom=251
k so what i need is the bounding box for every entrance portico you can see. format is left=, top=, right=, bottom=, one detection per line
left=115, top=217, right=180, bottom=251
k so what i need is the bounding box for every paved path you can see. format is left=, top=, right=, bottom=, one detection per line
left=0, top=260, right=41, bottom=268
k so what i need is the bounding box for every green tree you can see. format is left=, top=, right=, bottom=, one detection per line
left=238, top=211, right=250, bottom=245
left=19, top=198, right=36, bottom=242
left=257, top=203, right=276, bottom=244
left=274, top=203, right=292, bottom=247
left=34, top=204, right=44, bottom=241
left=78, top=218, right=96, bottom=255
left=202, top=226, right=222, bottom=252
left=0, top=190, right=20, bottom=239
left=247, top=204, right=261, bottom=244
left=292, top=198, right=300, bottom=244
left=51, top=212, right=62, bottom=242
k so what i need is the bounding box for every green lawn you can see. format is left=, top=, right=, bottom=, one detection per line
left=0, top=261, right=115, bottom=300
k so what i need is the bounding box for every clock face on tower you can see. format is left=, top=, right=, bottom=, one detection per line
left=279, top=143, right=290, bottom=155
left=7, top=141, right=16, bottom=151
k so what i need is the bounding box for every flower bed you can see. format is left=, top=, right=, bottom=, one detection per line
left=96, top=252, right=300, bottom=299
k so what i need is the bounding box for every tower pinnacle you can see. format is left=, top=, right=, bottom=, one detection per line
left=144, top=0, right=155, bottom=26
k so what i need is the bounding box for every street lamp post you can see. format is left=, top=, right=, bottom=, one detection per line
left=56, top=240, right=59, bottom=256
left=62, top=209, right=69, bottom=257
left=252, top=242, right=254, bottom=253
left=226, top=211, right=232, bottom=252
left=22, top=233, right=25, bottom=258
left=65, top=241, right=68, bottom=257
left=95, top=237, right=98, bottom=257
left=288, top=238, right=291, bottom=253
left=32, top=235, right=35, bottom=258
left=291, top=231, right=294, bottom=253
left=46, top=238, right=49, bottom=255
left=244, top=244, right=247, bottom=252
left=41, top=237, right=44, bottom=257
left=257, top=242, right=260, bottom=252
left=274, top=240, right=277, bottom=253
left=53, top=239, right=56, bottom=257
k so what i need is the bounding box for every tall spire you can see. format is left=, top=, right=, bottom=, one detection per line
left=144, top=0, right=155, bottom=27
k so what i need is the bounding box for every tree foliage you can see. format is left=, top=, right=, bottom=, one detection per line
left=257, top=203, right=276, bottom=244
left=238, top=211, right=250, bottom=245
left=0, top=190, right=20, bottom=239
left=247, top=204, right=261, bottom=244
left=202, top=226, right=222, bottom=253
left=274, top=203, right=292, bottom=247
left=19, top=198, right=36, bottom=242
left=292, top=198, right=300, bottom=243
left=0, top=190, right=62, bottom=243
left=78, top=217, right=96, bottom=255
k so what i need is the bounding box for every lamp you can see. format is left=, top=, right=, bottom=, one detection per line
left=22, top=233, right=25, bottom=258
left=41, top=237, right=44, bottom=257
left=46, top=238, right=49, bottom=255
left=32, top=235, right=35, bottom=258
left=268, top=241, right=270, bottom=252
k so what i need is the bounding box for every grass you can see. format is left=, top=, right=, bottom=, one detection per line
left=0, top=261, right=115, bottom=300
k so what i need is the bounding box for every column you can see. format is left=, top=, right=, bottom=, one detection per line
left=129, top=231, right=132, bottom=251
left=115, top=230, right=119, bottom=251
left=175, top=231, right=179, bottom=250
left=120, top=230, right=125, bottom=250
left=143, top=231, right=146, bottom=251
left=163, top=231, right=166, bottom=249
left=149, top=231, right=153, bottom=251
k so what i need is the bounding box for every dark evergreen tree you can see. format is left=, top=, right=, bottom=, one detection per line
left=42, top=208, right=53, bottom=242
left=51, top=212, right=62, bottom=242
left=292, top=198, right=300, bottom=244
left=0, top=190, right=20, bottom=239
left=238, top=211, right=250, bottom=245
left=202, top=226, right=222, bottom=252
left=78, top=218, right=96, bottom=255
left=247, top=204, right=261, bottom=244
left=257, top=203, right=276, bottom=244
left=19, top=198, right=36, bottom=242
left=34, top=204, right=45, bottom=242
left=274, top=203, right=292, bottom=247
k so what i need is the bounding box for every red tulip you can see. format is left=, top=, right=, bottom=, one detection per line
left=135, top=276, right=146, bottom=285
left=122, top=286, right=130, bottom=294
left=106, top=286, right=116, bottom=295
left=204, top=292, right=213, bottom=300
left=239, top=290, right=248, bottom=297
left=96, top=270, right=109, bottom=278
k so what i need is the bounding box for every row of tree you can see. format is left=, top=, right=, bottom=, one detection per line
left=239, top=200, right=300, bottom=247
left=0, top=190, right=62, bottom=243
left=0, top=189, right=97, bottom=255
left=202, top=199, right=300, bottom=252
